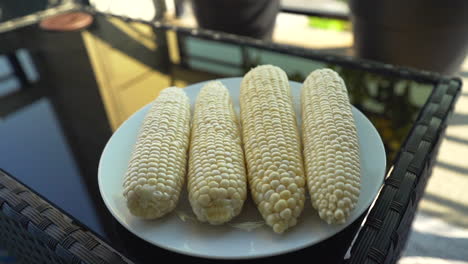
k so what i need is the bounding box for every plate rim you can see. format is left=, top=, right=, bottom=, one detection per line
left=98, top=77, right=386, bottom=259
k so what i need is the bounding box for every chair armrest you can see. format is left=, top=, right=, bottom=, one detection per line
left=347, top=78, right=462, bottom=264
left=0, top=169, right=135, bottom=264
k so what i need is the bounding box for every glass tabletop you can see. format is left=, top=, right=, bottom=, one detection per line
left=0, top=14, right=439, bottom=263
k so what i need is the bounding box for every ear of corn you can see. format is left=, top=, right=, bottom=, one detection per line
left=240, top=65, right=306, bottom=234
left=122, top=87, right=191, bottom=219
left=188, top=81, right=247, bottom=225
left=301, top=69, right=361, bottom=225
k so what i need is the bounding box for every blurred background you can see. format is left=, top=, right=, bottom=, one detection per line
left=0, top=0, right=467, bottom=263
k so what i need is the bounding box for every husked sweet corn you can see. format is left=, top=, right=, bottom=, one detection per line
left=123, top=87, right=191, bottom=219
left=301, top=69, right=361, bottom=225
left=240, top=65, right=306, bottom=234
left=187, top=81, right=247, bottom=225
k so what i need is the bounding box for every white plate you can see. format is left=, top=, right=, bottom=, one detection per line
left=98, top=78, right=386, bottom=260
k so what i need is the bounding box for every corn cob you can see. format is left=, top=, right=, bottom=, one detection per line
left=123, top=87, right=191, bottom=219
left=301, top=69, right=361, bottom=225
left=187, top=81, right=247, bottom=225
left=240, top=65, right=306, bottom=234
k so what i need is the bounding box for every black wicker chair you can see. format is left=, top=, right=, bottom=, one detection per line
left=347, top=78, right=461, bottom=264
left=0, top=169, right=134, bottom=264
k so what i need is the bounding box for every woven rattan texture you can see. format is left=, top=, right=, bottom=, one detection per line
left=0, top=169, right=133, bottom=264
left=348, top=78, right=461, bottom=264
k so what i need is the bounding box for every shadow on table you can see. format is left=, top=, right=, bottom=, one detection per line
left=445, top=135, right=468, bottom=146
left=447, top=112, right=468, bottom=126
left=403, top=229, right=468, bottom=262
left=435, top=161, right=468, bottom=175
left=417, top=192, right=468, bottom=229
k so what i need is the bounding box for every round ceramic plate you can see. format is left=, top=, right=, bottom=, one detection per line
left=98, top=78, right=386, bottom=259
